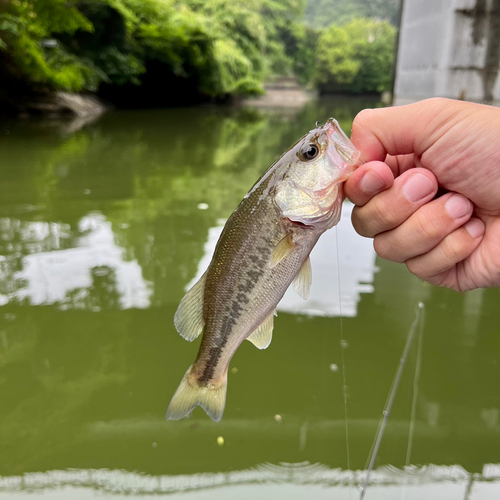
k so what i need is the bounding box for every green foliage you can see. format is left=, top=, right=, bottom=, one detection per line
left=0, top=0, right=309, bottom=97
left=316, top=25, right=360, bottom=85
left=146, top=0, right=268, bottom=95
left=0, top=0, right=397, bottom=99
left=345, top=18, right=396, bottom=93
left=316, top=18, right=396, bottom=93
left=289, top=24, right=320, bottom=86
left=0, top=0, right=98, bottom=91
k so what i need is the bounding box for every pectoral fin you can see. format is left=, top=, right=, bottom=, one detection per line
left=270, top=234, right=295, bottom=268
left=293, top=256, right=312, bottom=300
left=246, top=310, right=276, bottom=349
left=174, top=273, right=206, bottom=341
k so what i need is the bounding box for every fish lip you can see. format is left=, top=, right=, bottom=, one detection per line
left=324, top=119, right=362, bottom=178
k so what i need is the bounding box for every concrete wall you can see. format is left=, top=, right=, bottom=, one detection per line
left=394, top=0, right=500, bottom=104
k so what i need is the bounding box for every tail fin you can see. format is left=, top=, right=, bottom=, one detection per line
left=166, top=365, right=227, bottom=422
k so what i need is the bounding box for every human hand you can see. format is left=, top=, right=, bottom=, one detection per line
left=344, top=98, right=500, bottom=291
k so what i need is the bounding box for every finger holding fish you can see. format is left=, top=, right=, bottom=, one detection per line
left=351, top=168, right=438, bottom=238
left=344, top=160, right=394, bottom=207
left=405, top=218, right=485, bottom=288
left=345, top=156, right=486, bottom=291
left=373, top=192, right=474, bottom=263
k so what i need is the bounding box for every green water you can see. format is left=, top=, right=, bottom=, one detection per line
left=0, top=97, right=499, bottom=499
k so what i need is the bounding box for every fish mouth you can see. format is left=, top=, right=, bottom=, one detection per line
left=324, top=119, right=362, bottom=180
left=274, top=119, right=361, bottom=229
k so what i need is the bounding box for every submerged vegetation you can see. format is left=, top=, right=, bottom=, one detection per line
left=0, top=0, right=397, bottom=108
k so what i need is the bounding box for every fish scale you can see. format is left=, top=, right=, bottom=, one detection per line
left=166, top=118, right=361, bottom=422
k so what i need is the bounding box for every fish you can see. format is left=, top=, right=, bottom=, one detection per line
left=166, top=118, right=361, bottom=422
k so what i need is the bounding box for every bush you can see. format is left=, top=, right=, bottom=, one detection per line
left=0, top=1, right=396, bottom=100
left=315, top=18, right=396, bottom=94
left=0, top=0, right=97, bottom=92
left=0, top=0, right=307, bottom=98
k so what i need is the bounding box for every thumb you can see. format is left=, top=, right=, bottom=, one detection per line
left=350, top=98, right=463, bottom=163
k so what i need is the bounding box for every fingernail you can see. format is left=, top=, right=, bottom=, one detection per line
left=360, top=170, right=386, bottom=193
left=465, top=218, right=484, bottom=239
left=445, top=194, right=471, bottom=219
left=403, top=173, right=434, bottom=202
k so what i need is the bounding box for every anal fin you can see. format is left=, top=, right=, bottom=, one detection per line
left=247, top=310, right=276, bottom=349
left=293, top=256, right=312, bottom=300
left=174, top=273, right=206, bottom=341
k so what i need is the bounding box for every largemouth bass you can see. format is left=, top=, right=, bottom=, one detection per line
left=166, top=119, right=360, bottom=422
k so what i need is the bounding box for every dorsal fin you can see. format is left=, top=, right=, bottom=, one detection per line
left=174, top=273, right=206, bottom=341
left=246, top=310, right=276, bottom=349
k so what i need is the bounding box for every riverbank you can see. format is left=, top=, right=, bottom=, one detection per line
left=240, top=77, right=317, bottom=109
left=0, top=91, right=108, bottom=119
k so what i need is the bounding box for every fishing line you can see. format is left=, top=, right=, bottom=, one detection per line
left=335, top=226, right=351, bottom=487
left=359, top=302, right=425, bottom=500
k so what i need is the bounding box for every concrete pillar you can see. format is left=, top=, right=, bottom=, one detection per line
left=394, top=0, right=500, bottom=104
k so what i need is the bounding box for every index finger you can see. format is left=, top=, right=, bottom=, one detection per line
left=351, top=98, right=462, bottom=163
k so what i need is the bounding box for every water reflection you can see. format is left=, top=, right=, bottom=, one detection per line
left=12, top=214, right=151, bottom=309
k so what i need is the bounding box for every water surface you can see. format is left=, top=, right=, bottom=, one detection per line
left=0, top=97, right=499, bottom=499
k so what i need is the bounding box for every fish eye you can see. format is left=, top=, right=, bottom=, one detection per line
left=299, top=143, right=320, bottom=162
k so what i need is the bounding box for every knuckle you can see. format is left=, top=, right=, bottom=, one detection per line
left=351, top=211, right=373, bottom=238
left=374, top=235, right=403, bottom=262
left=405, top=258, right=422, bottom=277
left=431, top=273, right=459, bottom=291
left=353, top=190, right=406, bottom=237
left=414, top=212, right=440, bottom=241
left=373, top=236, right=387, bottom=258
left=351, top=208, right=372, bottom=237
left=405, top=227, right=473, bottom=282
left=371, top=196, right=401, bottom=229
left=441, top=235, right=465, bottom=263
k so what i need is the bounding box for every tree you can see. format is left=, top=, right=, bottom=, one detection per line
left=315, top=18, right=396, bottom=93
left=345, top=18, right=396, bottom=93
left=316, top=25, right=360, bottom=86
left=0, top=0, right=99, bottom=92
